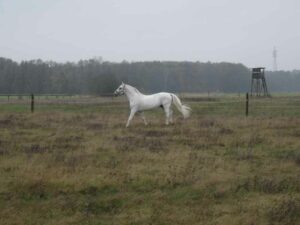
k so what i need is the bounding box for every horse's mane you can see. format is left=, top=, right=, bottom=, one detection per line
left=125, top=84, right=142, bottom=95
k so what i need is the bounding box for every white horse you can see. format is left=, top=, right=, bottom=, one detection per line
left=114, top=82, right=191, bottom=127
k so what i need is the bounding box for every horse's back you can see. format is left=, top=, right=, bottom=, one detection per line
left=138, top=92, right=172, bottom=110
left=153, top=92, right=171, bottom=97
left=148, top=92, right=172, bottom=102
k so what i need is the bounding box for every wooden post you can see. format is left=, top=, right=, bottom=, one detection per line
left=31, top=94, right=34, bottom=113
left=246, top=93, right=249, bottom=117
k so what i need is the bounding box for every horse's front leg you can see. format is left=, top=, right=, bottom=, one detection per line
left=126, top=108, right=137, bottom=128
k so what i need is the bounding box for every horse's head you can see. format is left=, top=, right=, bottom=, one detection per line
left=114, top=82, right=126, bottom=96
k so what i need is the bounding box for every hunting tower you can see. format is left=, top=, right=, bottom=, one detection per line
left=250, top=67, right=270, bottom=97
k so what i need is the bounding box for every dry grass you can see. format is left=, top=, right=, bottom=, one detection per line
left=0, top=97, right=300, bottom=225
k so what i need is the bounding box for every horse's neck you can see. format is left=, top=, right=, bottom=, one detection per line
left=124, top=85, right=141, bottom=101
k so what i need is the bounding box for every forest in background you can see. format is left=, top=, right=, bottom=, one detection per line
left=0, top=57, right=300, bottom=94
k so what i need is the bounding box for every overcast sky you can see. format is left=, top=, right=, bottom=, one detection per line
left=0, top=0, right=299, bottom=70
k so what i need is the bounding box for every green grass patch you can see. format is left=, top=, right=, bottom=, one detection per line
left=0, top=94, right=300, bottom=224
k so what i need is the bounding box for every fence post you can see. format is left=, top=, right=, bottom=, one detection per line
left=246, top=92, right=249, bottom=116
left=31, top=94, right=34, bottom=113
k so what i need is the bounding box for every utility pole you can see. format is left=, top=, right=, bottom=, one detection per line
left=273, top=46, right=278, bottom=71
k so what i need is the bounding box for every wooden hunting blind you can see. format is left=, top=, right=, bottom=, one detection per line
left=251, top=67, right=269, bottom=97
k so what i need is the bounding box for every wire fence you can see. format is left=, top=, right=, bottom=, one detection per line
left=0, top=93, right=299, bottom=117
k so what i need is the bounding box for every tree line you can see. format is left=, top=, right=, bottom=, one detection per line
left=0, top=57, right=299, bottom=94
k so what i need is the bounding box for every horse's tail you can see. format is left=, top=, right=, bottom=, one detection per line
left=171, top=94, right=191, bottom=119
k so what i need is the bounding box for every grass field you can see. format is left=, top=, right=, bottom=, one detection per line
left=0, top=95, right=300, bottom=225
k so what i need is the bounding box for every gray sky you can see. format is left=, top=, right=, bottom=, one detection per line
left=1, top=0, right=299, bottom=70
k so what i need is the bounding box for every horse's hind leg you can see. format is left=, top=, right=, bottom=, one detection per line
left=169, top=109, right=173, bottom=124
left=163, top=104, right=172, bottom=125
